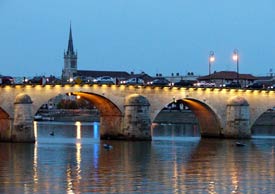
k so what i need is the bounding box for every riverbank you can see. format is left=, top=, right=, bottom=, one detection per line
left=36, top=109, right=100, bottom=122
left=36, top=109, right=198, bottom=123
left=153, top=110, right=198, bottom=124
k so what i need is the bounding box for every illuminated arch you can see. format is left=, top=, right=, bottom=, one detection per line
left=0, top=107, right=9, bottom=119
left=33, top=91, right=123, bottom=139
left=33, top=91, right=122, bottom=117
left=71, top=91, right=123, bottom=139
left=183, top=98, right=222, bottom=137
left=72, top=91, right=122, bottom=116
left=0, top=107, right=11, bottom=139
left=152, top=97, right=222, bottom=137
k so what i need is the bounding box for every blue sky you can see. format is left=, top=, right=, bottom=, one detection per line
left=1, top=0, right=275, bottom=77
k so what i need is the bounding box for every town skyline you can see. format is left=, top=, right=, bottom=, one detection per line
left=1, top=0, right=275, bottom=77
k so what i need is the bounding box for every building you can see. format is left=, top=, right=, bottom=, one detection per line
left=198, top=71, right=256, bottom=87
left=76, top=70, right=130, bottom=84
left=164, top=72, right=199, bottom=84
left=62, top=24, right=78, bottom=82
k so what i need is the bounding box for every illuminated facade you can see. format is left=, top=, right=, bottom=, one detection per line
left=1, top=83, right=275, bottom=142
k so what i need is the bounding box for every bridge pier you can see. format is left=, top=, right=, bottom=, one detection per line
left=100, top=115, right=124, bottom=140
left=224, top=96, right=251, bottom=139
left=11, top=94, right=35, bottom=143
left=121, top=94, right=151, bottom=141
left=100, top=94, right=151, bottom=140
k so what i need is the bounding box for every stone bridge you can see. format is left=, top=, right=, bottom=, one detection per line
left=0, top=83, right=274, bottom=142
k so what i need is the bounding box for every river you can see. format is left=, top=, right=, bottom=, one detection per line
left=0, top=121, right=274, bottom=193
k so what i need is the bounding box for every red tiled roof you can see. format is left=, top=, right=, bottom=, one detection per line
left=198, top=71, right=256, bottom=80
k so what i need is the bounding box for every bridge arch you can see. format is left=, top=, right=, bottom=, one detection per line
left=32, top=90, right=124, bottom=140
left=152, top=97, right=222, bottom=137
left=250, top=106, right=275, bottom=136
left=71, top=91, right=122, bottom=116
left=0, top=107, right=10, bottom=120
left=71, top=91, right=123, bottom=139
left=0, top=107, right=11, bottom=141
left=183, top=98, right=222, bottom=137
left=34, top=92, right=122, bottom=116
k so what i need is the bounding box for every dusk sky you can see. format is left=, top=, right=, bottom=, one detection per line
left=1, top=0, right=275, bottom=77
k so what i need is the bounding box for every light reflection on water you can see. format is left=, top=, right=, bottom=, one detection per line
left=35, top=121, right=100, bottom=144
left=0, top=122, right=275, bottom=193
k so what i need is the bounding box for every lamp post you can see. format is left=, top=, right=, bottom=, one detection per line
left=209, top=51, right=215, bottom=76
left=232, top=49, right=239, bottom=85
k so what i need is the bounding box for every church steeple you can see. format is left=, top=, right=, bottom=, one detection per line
left=62, top=23, right=78, bottom=82
left=67, top=24, right=75, bottom=55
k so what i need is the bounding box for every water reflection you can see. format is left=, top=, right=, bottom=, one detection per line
left=94, top=122, right=99, bottom=139
left=33, top=143, right=38, bottom=184
left=0, top=122, right=275, bottom=193
left=34, top=121, right=38, bottom=139
left=152, top=123, right=200, bottom=137
left=75, top=121, right=81, bottom=140
left=66, top=142, right=82, bottom=194
left=34, top=121, right=100, bottom=143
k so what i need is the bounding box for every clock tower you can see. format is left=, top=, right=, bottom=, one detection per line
left=62, top=24, right=77, bottom=82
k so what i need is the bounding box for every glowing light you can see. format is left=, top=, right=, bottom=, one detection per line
left=209, top=51, right=215, bottom=75
left=65, top=84, right=72, bottom=90
left=76, top=95, right=81, bottom=99
left=232, top=53, right=238, bottom=61
left=209, top=56, right=215, bottom=63
left=3, top=85, right=12, bottom=91
left=45, top=85, right=51, bottom=89
left=82, top=84, right=90, bottom=89
left=34, top=85, right=43, bottom=91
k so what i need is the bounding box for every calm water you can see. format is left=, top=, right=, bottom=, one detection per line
left=0, top=122, right=275, bottom=193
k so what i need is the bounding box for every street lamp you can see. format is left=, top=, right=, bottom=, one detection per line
left=209, top=51, right=215, bottom=76
left=232, top=49, right=239, bottom=85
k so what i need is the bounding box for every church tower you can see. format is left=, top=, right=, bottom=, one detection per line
left=62, top=24, right=77, bottom=82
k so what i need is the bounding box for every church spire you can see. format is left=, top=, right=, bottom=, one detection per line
left=67, top=23, right=75, bottom=55
left=62, top=23, right=78, bottom=82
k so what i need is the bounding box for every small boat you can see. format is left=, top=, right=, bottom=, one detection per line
left=103, top=144, right=113, bottom=150
left=235, top=142, right=245, bottom=147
